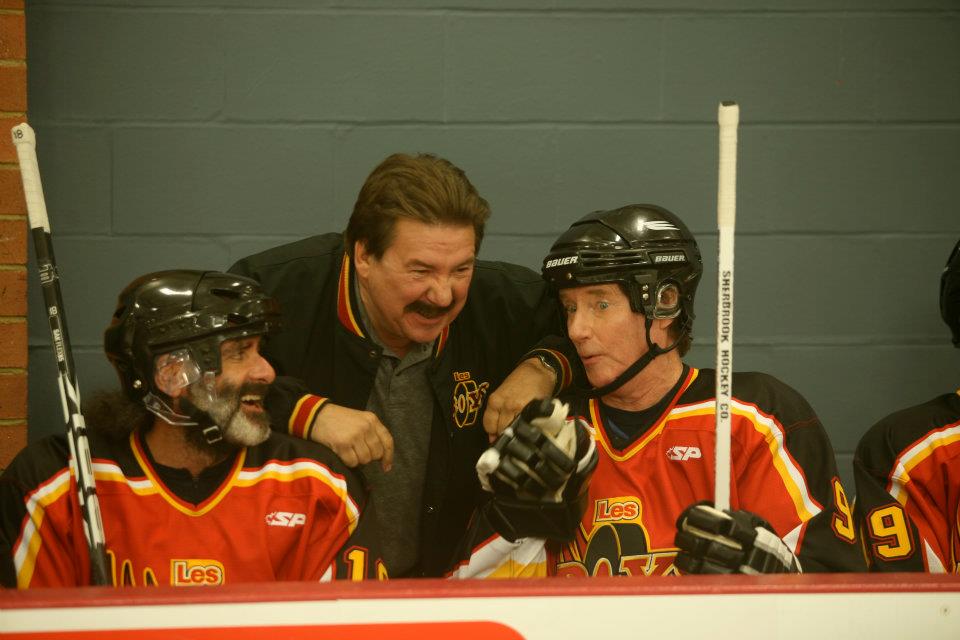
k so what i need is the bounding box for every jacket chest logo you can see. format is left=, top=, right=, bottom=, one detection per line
left=452, top=371, right=489, bottom=429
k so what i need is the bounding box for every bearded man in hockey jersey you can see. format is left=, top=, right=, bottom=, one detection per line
left=535, top=204, right=865, bottom=575
left=0, top=270, right=382, bottom=588
left=853, top=239, right=960, bottom=573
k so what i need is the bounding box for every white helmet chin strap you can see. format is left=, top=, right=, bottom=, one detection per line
left=143, top=392, right=198, bottom=427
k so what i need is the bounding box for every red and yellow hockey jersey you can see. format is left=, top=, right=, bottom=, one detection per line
left=552, top=367, right=864, bottom=576
left=854, top=390, right=960, bottom=573
left=1, top=430, right=384, bottom=588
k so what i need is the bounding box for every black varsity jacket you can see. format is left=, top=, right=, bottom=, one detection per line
left=229, top=233, right=574, bottom=576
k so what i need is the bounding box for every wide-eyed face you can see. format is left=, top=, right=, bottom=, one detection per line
left=560, top=284, right=674, bottom=389
left=354, top=218, right=476, bottom=355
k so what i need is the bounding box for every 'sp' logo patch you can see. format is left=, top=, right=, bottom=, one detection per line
left=452, top=371, right=489, bottom=429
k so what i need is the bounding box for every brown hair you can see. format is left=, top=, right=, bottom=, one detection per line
left=344, top=153, right=491, bottom=259
left=671, top=319, right=693, bottom=357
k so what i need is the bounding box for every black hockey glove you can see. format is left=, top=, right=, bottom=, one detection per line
left=674, top=502, right=801, bottom=575
left=477, top=398, right=598, bottom=542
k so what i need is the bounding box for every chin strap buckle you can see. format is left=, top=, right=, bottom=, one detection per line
left=201, top=425, right=223, bottom=444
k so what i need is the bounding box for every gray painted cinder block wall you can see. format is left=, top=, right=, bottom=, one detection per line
left=23, top=1, right=960, bottom=495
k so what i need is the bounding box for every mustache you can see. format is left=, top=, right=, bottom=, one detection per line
left=221, top=381, right=271, bottom=400
left=406, top=300, right=455, bottom=319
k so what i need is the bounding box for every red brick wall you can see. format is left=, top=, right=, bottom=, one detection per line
left=0, top=0, right=27, bottom=469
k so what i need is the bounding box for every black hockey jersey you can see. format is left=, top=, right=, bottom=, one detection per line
left=854, top=390, right=960, bottom=572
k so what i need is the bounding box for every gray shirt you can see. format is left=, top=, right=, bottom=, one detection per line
left=355, top=287, right=436, bottom=576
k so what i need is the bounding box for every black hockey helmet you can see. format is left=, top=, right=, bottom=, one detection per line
left=104, top=270, right=281, bottom=401
left=941, top=239, right=960, bottom=348
left=542, top=204, right=703, bottom=330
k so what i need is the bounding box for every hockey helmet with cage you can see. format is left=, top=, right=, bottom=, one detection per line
left=941, top=239, right=960, bottom=348
left=104, top=270, right=281, bottom=402
left=542, top=204, right=703, bottom=333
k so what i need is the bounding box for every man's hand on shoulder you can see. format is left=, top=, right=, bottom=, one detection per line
left=311, top=403, right=394, bottom=472
left=483, top=357, right=558, bottom=442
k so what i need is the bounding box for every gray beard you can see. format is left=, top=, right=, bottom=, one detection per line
left=186, top=381, right=271, bottom=448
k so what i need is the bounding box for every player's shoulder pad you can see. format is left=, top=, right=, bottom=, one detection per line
left=858, top=392, right=960, bottom=457
left=731, top=370, right=797, bottom=396
left=248, top=432, right=369, bottom=504
left=0, top=434, right=72, bottom=490
left=730, top=371, right=818, bottom=422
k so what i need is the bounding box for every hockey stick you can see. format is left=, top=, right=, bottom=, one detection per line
left=11, top=123, right=110, bottom=586
left=714, top=102, right=739, bottom=512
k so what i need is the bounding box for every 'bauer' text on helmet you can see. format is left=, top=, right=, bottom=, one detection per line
left=542, top=204, right=703, bottom=338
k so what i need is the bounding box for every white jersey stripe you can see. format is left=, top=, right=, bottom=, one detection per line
left=670, top=399, right=821, bottom=521
left=13, top=469, right=73, bottom=581
left=782, top=522, right=803, bottom=556
left=237, top=460, right=359, bottom=523
left=92, top=461, right=153, bottom=492
left=733, top=399, right=821, bottom=520
left=924, top=540, right=946, bottom=573
left=886, top=423, right=960, bottom=503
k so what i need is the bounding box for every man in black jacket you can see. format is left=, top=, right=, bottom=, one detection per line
left=230, top=153, right=575, bottom=577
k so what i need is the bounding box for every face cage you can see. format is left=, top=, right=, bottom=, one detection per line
left=154, top=349, right=202, bottom=392
left=143, top=346, right=232, bottom=443
left=134, top=318, right=272, bottom=400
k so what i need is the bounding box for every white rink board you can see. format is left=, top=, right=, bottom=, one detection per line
left=3, top=592, right=960, bottom=639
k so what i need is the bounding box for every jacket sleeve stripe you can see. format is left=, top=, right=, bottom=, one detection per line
left=289, top=394, right=328, bottom=440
